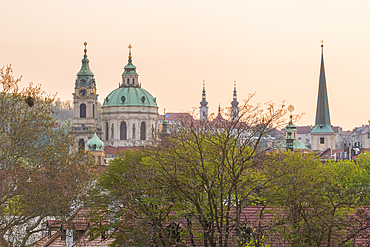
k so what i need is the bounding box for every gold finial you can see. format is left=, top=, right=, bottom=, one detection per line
left=128, top=44, right=132, bottom=59
left=320, top=39, right=324, bottom=47
left=234, top=80, right=236, bottom=87
left=288, top=104, right=295, bottom=113
left=203, top=80, right=205, bottom=87
left=84, top=42, right=87, bottom=47
left=164, top=108, right=166, bottom=115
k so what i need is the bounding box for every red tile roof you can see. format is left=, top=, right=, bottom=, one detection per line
left=104, top=146, right=138, bottom=155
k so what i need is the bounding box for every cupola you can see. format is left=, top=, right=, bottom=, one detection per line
left=87, top=131, right=104, bottom=151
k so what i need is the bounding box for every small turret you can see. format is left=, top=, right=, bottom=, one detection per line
left=87, top=131, right=104, bottom=151
left=231, top=81, right=239, bottom=120
left=87, top=130, right=105, bottom=165
left=160, top=109, right=170, bottom=146
left=199, top=80, right=209, bottom=121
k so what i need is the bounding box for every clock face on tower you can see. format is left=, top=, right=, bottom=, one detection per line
left=78, top=88, right=87, bottom=97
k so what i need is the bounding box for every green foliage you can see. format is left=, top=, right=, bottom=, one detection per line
left=88, top=150, right=178, bottom=246
left=0, top=65, right=96, bottom=246
left=264, top=152, right=370, bottom=246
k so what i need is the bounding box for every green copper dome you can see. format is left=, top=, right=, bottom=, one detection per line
left=87, top=132, right=104, bottom=151
left=102, top=87, right=158, bottom=108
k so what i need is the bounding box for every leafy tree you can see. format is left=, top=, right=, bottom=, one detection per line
left=265, top=152, right=370, bottom=247
left=88, top=150, right=179, bottom=246
left=0, top=65, right=96, bottom=246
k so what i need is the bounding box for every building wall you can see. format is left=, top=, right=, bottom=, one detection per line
left=101, top=105, right=158, bottom=147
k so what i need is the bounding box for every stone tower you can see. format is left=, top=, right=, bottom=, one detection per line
left=72, top=42, right=99, bottom=151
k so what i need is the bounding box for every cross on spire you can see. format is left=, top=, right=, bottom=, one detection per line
left=128, top=44, right=132, bottom=59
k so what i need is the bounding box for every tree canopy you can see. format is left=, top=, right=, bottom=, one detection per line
left=0, top=65, right=96, bottom=246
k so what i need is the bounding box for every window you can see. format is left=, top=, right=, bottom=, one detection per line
left=320, top=137, right=325, bottom=144
left=132, top=123, right=136, bottom=139
left=140, top=122, right=146, bottom=140
left=133, top=78, right=135, bottom=84
left=93, top=104, right=95, bottom=118
left=80, top=103, right=86, bottom=118
left=111, top=124, right=114, bottom=139
left=78, top=139, right=85, bottom=154
left=105, top=122, right=109, bottom=141
left=120, top=122, right=127, bottom=140
left=98, top=155, right=101, bottom=166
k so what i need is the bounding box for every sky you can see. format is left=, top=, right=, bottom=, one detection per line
left=1, top=0, right=370, bottom=130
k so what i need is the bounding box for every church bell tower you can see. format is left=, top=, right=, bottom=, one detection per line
left=310, top=40, right=335, bottom=152
left=72, top=42, right=99, bottom=151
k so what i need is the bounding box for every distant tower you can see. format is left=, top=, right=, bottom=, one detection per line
left=310, top=40, right=335, bottom=151
left=231, top=81, right=239, bottom=120
left=199, top=80, right=209, bottom=120
left=72, top=42, right=99, bottom=151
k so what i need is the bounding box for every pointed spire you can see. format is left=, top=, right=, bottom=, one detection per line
left=200, top=80, right=208, bottom=106
left=218, top=103, right=221, bottom=115
left=231, top=80, right=239, bottom=107
left=199, top=80, right=209, bottom=120
left=231, top=81, right=239, bottom=120
left=312, top=40, right=334, bottom=133
left=128, top=44, right=133, bottom=63
left=162, top=108, right=168, bottom=134
left=77, top=42, right=94, bottom=77
left=233, top=81, right=237, bottom=98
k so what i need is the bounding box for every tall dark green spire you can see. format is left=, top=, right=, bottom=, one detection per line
left=311, top=40, right=334, bottom=133
left=76, top=42, right=95, bottom=87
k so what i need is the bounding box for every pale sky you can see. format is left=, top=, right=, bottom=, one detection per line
left=1, top=0, right=370, bottom=130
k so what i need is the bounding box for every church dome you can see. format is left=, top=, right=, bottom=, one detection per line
left=102, top=86, right=158, bottom=108
left=87, top=131, right=104, bottom=151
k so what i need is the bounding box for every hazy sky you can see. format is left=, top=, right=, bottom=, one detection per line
left=1, top=0, right=370, bottom=130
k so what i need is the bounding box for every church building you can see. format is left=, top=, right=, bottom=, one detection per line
left=101, top=44, right=158, bottom=149
left=72, top=43, right=158, bottom=152
left=310, top=41, right=335, bottom=151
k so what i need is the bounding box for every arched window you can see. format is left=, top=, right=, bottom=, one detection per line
left=133, top=78, right=135, bottom=84
left=78, top=139, right=85, bottom=154
left=132, top=123, right=136, bottom=139
left=80, top=103, right=86, bottom=118
left=120, top=122, right=127, bottom=140
left=92, top=104, right=95, bottom=118
left=140, top=122, right=146, bottom=140
left=98, top=155, right=101, bottom=166
left=105, top=122, right=109, bottom=141
left=128, top=78, right=130, bottom=85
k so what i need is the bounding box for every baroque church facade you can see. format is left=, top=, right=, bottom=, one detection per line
left=72, top=43, right=158, bottom=152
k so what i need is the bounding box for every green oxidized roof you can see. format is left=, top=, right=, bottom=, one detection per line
left=102, top=87, right=158, bottom=108
left=311, top=124, right=334, bottom=133
left=275, top=139, right=309, bottom=150
left=87, top=131, right=104, bottom=151
left=77, top=49, right=94, bottom=77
